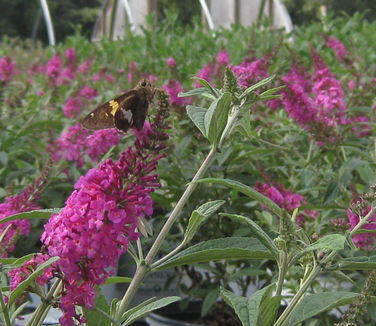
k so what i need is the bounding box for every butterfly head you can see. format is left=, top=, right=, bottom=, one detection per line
left=137, top=78, right=154, bottom=102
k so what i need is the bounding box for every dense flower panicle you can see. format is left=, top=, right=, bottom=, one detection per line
left=85, top=129, right=121, bottom=161
left=63, top=97, right=82, bottom=118
left=65, top=48, right=77, bottom=66
left=77, top=59, right=93, bottom=74
left=232, top=58, right=269, bottom=87
left=347, top=207, right=376, bottom=251
left=281, top=58, right=351, bottom=145
left=41, top=93, right=169, bottom=325
left=326, top=36, right=348, bottom=61
left=351, top=115, right=372, bottom=138
left=79, top=85, right=98, bottom=99
left=166, top=56, right=176, bottom=68
left=56, top=67, right=76, bottom=85
left=8, top=253, right=54, bottom=290
left=52, top=124, right=89, bottom=167
left=51, top=125, right=122, bottom=166
left=0, top=165, right=51, bottom=257
left=46, top=55, right=63, bottom=79
left=216, top=50, right=230, bottom=65
left=0, top=56, right=16, bottom=83
left=194, top=63, right=214, bottom=87
left=254, top=182, right=319, bottom=225
left=162, top=80, right=190, bottom=106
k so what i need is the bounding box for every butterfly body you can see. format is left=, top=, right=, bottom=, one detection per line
left=81, top=79, right=153, bottom=133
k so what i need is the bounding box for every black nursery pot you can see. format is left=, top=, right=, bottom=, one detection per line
left=146, top=301, right=203, bottom=326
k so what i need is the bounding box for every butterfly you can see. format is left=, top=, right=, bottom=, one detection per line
left=80, top=79, right=154, bottom=133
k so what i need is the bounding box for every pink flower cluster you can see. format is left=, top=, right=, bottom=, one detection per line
left=8, top=253, right=55, bottom=290
left=232, top=57, right=269, bottom=87
left=162, top=80, right=191, bottom=106
left=281, top=61, right=349, bottom=145
left=0, top=56, right=16, bottom=83
left=51, top=124, right=120, bottom=167
left=254, top=182, right=319, bottom=225
left=194, top=50, right=230, bottom=87
left=325, top=36, right=348, bottom=61
left=10, top=93, right=169, bottom=325
left=347, top=207, right=376, bottom=251
left=0, top=167, right=51, bottom=257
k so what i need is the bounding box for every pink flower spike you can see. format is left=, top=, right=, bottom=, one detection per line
left=166, top=57, right=176, bottom=68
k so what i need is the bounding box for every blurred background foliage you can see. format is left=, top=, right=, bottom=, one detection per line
left=0, top=0, right=375, bottom=44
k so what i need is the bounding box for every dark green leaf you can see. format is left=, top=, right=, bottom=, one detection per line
left=338, top=256, right=376, bottom=270
left=185, top=200, right=225, bottom=242
left=84, top=294, right=111, bottom=326
left=220, top=213, right=278, bottom=259
left=121, top=296, right=180, bottom=326
left=204, top=92, right=232, bottom=145
left=193, top=178, right=283, bottom=218
left=285, top=292, right=360, bottom=326
left=155, top=237, right=274, bottom=271
left=0, top=208, right=61, bottom=225
left=186, top=105, right=207, bottom=137
left=302, top=234, right=346, bottom=253
left=220, top=284, right=276, bottom=326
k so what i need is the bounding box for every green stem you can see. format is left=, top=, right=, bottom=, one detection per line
left=113, top=146, right=218, bottom=323
left=0, top=284, right=11, bottom=326
left=151, top=239, right=187, bottom=269
left=275, top=251, right=288, bottom=297
left=274, top=250, right=337, bottom=326
left=350, top=205, right=376, bottom=235
left=27, top=279, right=61, bottom=326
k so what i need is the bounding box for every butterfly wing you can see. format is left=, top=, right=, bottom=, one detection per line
left=114, top=90, right=149, bottom=132
left=80, top=91, right=137, bottom=131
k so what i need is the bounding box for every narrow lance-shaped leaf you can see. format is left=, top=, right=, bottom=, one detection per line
left=10, top=256, right=60, bottom=305
left=191, top=77, right=220, bottom=98
left=121, top=296, right=180, bottom=326
left=193, top=178, right=284, bottom=218
left=178, top=88, right=216, bottom=100
left=186, top=105, right=207, bottom=137
left=220, top=284, right=276, bottom=326
left=220, top=213, right=279, bottom=260
left=302, top=234, right=346, bottom=253
left=155, top=237, right=274, bottom=271
left=204, top=92, right=232, bottom=146
left=0, top=208, right=61, bottom=225
left=284, top=292, right=361, bottom=326
left=240, top=75, right=275, bottom=100
left=185, top=200, right=225, bottom=242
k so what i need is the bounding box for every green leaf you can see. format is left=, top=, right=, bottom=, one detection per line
left=185, top=200, right=225, bottom=242
left=186, top=105, right=207, bottom=137
left=121, top=296, right=180, bottom=326
left=155, top=237, right=274, bottom=271
left=284, top=292, right=360, bottom=325
left=240, top=75, right=275, bottom=100
left=202, top=288, right=219, bottom=317
left=220, top=213, right=278, bottom=260
left=302, top=234, right=346, bottom=253
left=84, top=294, right=111, bottom=326
left=204, top=92, right=232, bottom=145
left=193, top=178, right=283, bottom=218
left=190, top=77, right=219, bottom=98
left=236, top=110, right=254, bottom=139
left=220, top=284, right=276, bottom=326
left=0, top=208, right=61, bottom=224
left=105, top=276, right=132, bottom=285
left=178, top=88, right=216, bottom=100
left=10, top=256, right=60, bottom=305
left=258, top=85, right=285, bottom=99
left=338, top=256, right=376, bottom=270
